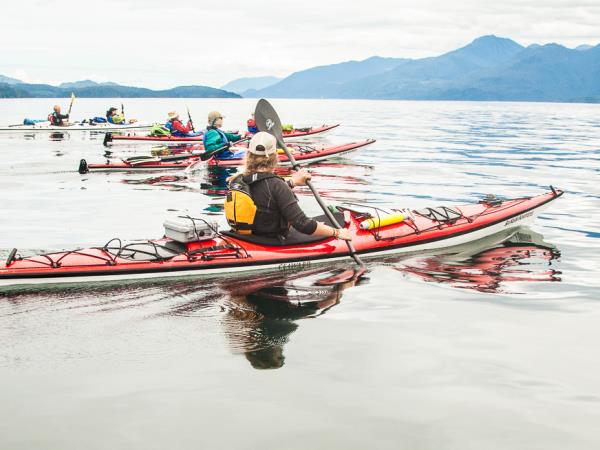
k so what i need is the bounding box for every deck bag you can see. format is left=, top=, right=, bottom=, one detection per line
left=163, top=216, right=218, bottom=243
left=150, top=124, right=172, bottom=136
left=23, top=118, right=46, bottom=125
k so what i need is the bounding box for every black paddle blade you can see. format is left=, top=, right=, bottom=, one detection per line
left=254, top=99, right=285, bottom=148
left=78, top=159, right=89, bottom=174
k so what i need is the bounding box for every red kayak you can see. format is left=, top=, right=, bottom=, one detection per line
left=104, top=124, right=340, bottom=145
left=0, top=189, right=562, bottom=288
left=79, top=140, right=375, bottom=173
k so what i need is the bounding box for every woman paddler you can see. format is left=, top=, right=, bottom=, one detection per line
left=106, top=107, right=125, bottom=124
left=224, top=132, right=352, bottom=241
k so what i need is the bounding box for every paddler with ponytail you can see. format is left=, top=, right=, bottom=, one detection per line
left=225, top=132, right=352, bottom=241
left=203, top=111, right=245, bottom=159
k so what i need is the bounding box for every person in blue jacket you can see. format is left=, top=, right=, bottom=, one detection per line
left=203, top=111, right=245, bottom=158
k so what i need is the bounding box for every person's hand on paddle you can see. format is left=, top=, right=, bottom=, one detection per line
left=290, top=169, right=311, bottom=187
left=336, top=228, right=352, bottom=241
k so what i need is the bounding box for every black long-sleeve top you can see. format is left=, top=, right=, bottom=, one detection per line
left=250, top=176, right=318, bottom=237
left=50, top=112, right=69, bottom=126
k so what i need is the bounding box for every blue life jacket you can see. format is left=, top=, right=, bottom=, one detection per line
left=204, top=127, right=233, bottom=159
left=203, top=127, right=229, bottom=147
left=165, top=120, right=189, bottom=137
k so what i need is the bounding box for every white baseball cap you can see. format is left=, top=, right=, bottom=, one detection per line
left=248, top=132, right=277, bottom=156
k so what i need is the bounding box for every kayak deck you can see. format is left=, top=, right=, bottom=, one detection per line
left=0, top=189, right=562, bottom=287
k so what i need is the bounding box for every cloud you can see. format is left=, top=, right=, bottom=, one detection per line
left=1, top=0, right=599, bottom=88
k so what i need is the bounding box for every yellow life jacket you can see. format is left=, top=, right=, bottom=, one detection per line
left=225, top=173, right=277, bottom=234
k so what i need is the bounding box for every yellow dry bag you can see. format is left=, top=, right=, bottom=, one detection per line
left=359, top=212, right=406, bottom=230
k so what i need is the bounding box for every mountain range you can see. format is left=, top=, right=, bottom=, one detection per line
left=220, top=76, right=282, bottom=94
left=240, top=35, right=600, bottom=102
left=0, top=79, right=240, bottom=99
left=3, top=35, right=600, bottom=102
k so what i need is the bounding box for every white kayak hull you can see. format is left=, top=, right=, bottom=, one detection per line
left=0, top=122, right=153, bottom=132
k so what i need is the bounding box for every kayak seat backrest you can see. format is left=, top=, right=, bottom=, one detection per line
left=221, top=212, right=344, bottom=247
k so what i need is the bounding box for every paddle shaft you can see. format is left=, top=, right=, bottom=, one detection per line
left=200, top=137, right=250, bottom=161
left=185, top=136, right=251, bottom=174
left=187, top=106, right=195, bottom=132
left=275, top=135, right=364, bottom=267
left=67, top=93, right=75, bottom=116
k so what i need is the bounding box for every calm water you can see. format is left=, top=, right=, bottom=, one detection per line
left=1, top=98, right=599, bottom=449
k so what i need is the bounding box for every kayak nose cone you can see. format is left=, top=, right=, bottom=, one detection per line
left=78, top=159, right=89, bottom=174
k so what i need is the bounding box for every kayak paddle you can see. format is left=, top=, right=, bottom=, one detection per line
left=200, top=137, right=250, bottom=161
left=187, top=106, right=195, bottom=132
left=67, top=92, right=75, bottom=117
left=184, top=137, right=251, bottom=174
left=254, top=98, right=364, bottom=267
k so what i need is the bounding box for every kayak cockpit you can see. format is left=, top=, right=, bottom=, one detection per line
left=221, top=212, right=346, bottom=247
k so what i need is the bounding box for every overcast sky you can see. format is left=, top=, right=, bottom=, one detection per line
left=2, top=0, right=599, bottom=89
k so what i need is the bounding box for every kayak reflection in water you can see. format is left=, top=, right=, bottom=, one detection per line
left=225, top=132, right=353, bottom=242
left=396, top=229, right=561, bottom=294
left=200, top=165, right=238, bottom=196
left=48, top=105, right=69, bottom=126
left=223, top=267, right=365, bottom=369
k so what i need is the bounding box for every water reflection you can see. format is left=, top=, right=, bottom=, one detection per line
left=1, top=227, right=561, bottom=371
left=395, top=229, right=561, bottom=293
left=221, top=267, right=365, bottom=369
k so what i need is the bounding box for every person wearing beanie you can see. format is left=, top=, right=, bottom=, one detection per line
left=225, top=132, right=352, bottom=241
left=202, top=111, right=245, bottom=157
left=164, top=111, right=202, bottom=137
